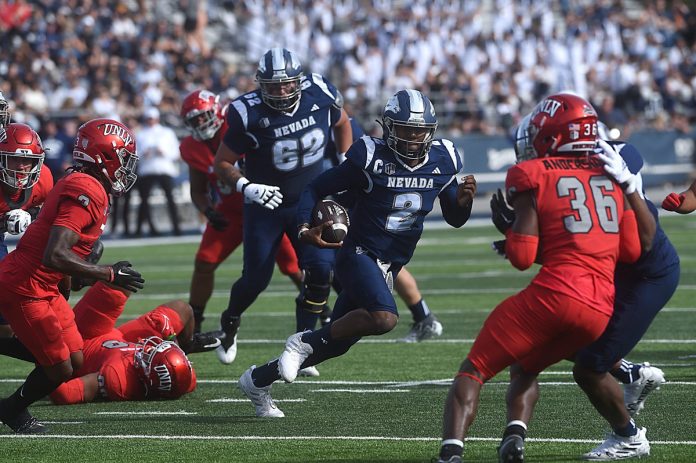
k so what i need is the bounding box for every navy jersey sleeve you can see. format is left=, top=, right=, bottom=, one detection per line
left=439, top=180, right=472, bottom=228
left=436, top=139, right=469, bottom=227
left=296, top=156, right=367, bottom=227
left=309, top=73, right=343, bottom=125
left=222, top=100, right=255, bottom=154
left=608, top=140, right=644, bottom=174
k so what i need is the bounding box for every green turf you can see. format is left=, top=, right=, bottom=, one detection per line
left=1, top=216, right=695, bottom=462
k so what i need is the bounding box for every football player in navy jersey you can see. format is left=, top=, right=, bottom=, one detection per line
left=236, top=89, right=477, bottom=417
left=325, top=117, right=444, bottom=342
left=213, top=48, right=353, bottom=365
left=483, top=116, right=678, bottom=462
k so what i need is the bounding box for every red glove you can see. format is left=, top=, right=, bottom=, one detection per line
left=662, top=192, right=685, bottom=211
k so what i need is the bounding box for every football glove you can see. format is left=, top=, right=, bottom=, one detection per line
left=108, top=261, right=145, bottom=292
left=595, top=139, right=637, bottom=194
left=662, top=192, right=684, bottom=211
left=490, top=188, right=515, bottom=234
left=238, top=178, right=283, bottom=210
left=5, top=209, right=31, bottom=235
left=204, top=207, right=229, bottom=231
left=492, top=239, right=507, bottom=258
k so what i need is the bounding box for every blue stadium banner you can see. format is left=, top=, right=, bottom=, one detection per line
left=454, top=129, right=696, bottom=193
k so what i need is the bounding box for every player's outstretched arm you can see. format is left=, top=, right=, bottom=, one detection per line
left=662, top=179, right=696, bottom=214
left=505, top=191, right=540, bottom=271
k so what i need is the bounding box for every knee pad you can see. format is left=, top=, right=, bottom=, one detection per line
left=301, top=269, right=333, bottom=313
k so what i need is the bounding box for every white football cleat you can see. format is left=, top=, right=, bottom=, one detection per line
left=238, top=366, right=284, bottom=418
left=298, top=366, right=320, bottom=377
left=401, top=314, right=443, bottom=343
left=216, top=334, right=237, bottom=365
left=624, top=363, right=665, bottom=417
left=583, top=427, right=650, bottom=461
left=278, top=331, right=313, bottom=383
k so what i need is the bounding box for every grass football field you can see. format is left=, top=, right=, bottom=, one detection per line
left=1, top=216, right=695, bottom=462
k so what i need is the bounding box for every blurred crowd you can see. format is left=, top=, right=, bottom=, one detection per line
left=1, top=0, right=695, bottom=183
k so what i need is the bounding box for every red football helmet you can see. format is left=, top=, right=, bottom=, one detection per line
left=135, top=336, right=194, bottom=399
left=0, top=123, right=45, bottom=189
left=527, top=93, right=598, bottom=158
left=72, top=118, right=138, bottom=197
left=180, top=90, right=224, bottom=141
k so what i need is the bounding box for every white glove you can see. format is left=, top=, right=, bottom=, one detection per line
left=5, top=209, right=32, bottom=235
left=595, top=139, right=637, bottom=194
left=237, top=178, right=283, bottom=210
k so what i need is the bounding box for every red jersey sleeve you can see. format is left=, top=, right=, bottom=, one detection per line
left=180, top=136, right=213, bottom=175
left=56, top=174, right=109, bottom=227
left=50, top=377, right=86, bottom=405
left=32, top=165, right=54, bottom=204
left=618, top=209, right=641, bottom=263
left=99, top=361, right=147, bottom=401
left=505, top=162, right=539, bottom=202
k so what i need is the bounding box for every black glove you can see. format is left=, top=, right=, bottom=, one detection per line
left=490, top=188, right=515, bottom=234
left=204, top=207, right=229, bottom=231
left=492, top=239, right=507, bottom=258
left=109, top=261, right=145, bottom=292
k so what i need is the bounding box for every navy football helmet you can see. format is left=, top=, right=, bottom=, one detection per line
left=0, top=92, right=10, bottom=127
left=513, top=113, right=534, bottom=163
left=256, top=48, right=304, bottom=112
left=382, top=89, right=437, bottom=161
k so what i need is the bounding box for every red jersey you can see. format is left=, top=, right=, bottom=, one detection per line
left=506, top=155, right=633, bottom=315
left=78, top=332, right=147, bottom=401
left=0, top=172, right=109, bottom=297
left=0, top=164, right=53, bottom=220
left=179, top=120, right=243, bottom=215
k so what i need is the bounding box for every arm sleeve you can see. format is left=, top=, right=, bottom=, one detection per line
left=296, top=160, right=367, bottom=226
left=618, top=209, right=641, bottom=263
left=439, top=180, right=472, bottom=228
left=50, top=378, right=86, bottom=405
left=52, top=198, right=94, bottom=233
left=505, top=229, right=539, bottom=270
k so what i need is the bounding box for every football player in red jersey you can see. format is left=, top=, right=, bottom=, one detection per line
left=0, top=118, right=144, bottom=434
left=437, top=94, right=654, bottom=463
left=49, top=281, right=196, bottom=404
left=179, top=90, right=302, bottom=332
left=0, top=123, right=53, bottom=337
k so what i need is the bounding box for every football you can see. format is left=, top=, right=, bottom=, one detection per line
left=311, top=199, right=350, bottom=243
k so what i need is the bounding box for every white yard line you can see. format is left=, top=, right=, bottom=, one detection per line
left=206, top=398, right=306, bottom=403
left=93, top=411, right=197, bottom=416
left=0, top=434, right=693, bottom=445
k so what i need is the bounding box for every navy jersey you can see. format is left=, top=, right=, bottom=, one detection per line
left=298, top=136, right=467, bottom=266
left=223, top=73, right=343, bottom=204
left=613, top=141, right=680, bottom=278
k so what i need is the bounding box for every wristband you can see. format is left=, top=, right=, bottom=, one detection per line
left=236, top=177, right=250, bottom=193
left=297, top=223, right=310, bottom=240
left=107, top=266, right=114, bottom=283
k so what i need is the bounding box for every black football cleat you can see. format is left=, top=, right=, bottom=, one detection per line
left=498, top=434, right=525, bottom=463
left=187, top=330, right=224, bottom=354
left=0, top=408, right=48, bottom=434
left=216, top=313, right=241, bottom=364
